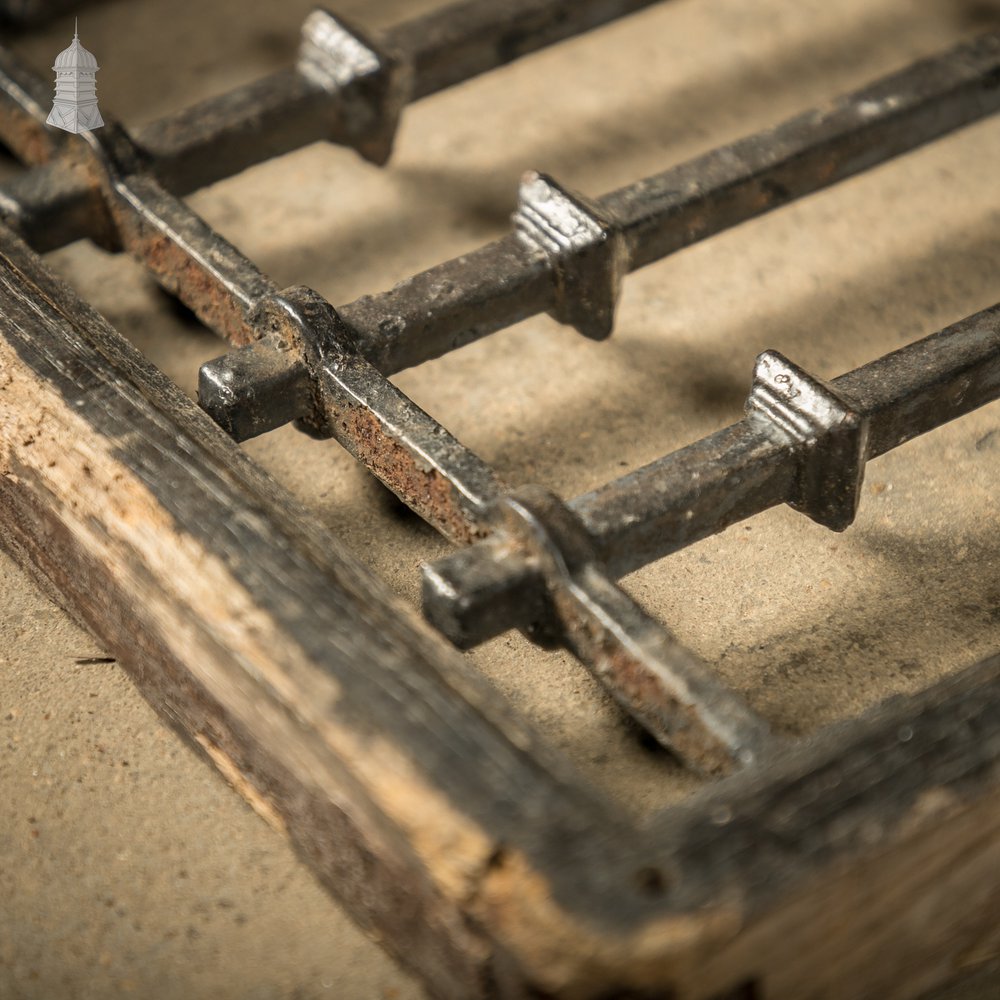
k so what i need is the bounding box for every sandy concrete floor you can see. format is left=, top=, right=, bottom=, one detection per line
left=1, top=0, right=999, bottom=996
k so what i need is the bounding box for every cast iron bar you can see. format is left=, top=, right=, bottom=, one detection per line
left=0, top=0, right=669, bottom=245
left=353, top=30, right=1000, bottom=372
left=199, top=30, right=1000, bottom=440
left=423, top=303, right=1000, bottom=646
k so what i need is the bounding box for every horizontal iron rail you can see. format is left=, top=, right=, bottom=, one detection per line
left=360, top=28, right=1000, bottom=372
left=0, top=0, right=669, bottom=246
left=422, top=301, right=1000, bottom=647
left=195, top=30, right=1000, bottom=434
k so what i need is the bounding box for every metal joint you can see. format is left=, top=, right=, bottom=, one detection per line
left=489, top=486, right=599, bottom=646
left=746, top=349, right=869, bottom=531
left=422, top=486, right=586, bottom=649
left=424, top=486, right=772, bottom=774
left=252, top=284, right=360, bottom=361
left=199, top=286, right=356, bottom=441
left=298, top=8, right=412, bottom=165
left=513, top=170, right=628, bottom=340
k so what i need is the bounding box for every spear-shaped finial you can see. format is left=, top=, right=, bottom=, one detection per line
left=74, top=16, right=78, bottom=39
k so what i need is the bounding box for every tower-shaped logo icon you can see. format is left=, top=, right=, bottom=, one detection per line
left=46, top=19, right=104, bottom=134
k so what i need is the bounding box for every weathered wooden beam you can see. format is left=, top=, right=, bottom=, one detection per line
left=651, top=652, right=1000, bottom=999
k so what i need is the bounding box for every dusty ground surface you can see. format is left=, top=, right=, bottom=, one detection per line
left=1, top=0, right=999, bottom=996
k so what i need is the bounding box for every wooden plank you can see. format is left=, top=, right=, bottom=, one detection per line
left=467, top=655, right=1000, bottom=998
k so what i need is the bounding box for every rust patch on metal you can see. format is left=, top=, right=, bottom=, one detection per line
left=0, top=117, right=56, bottom=167
left=569, top=608, right=736, bottom=776
left=341, top=404, right=480, bottom=545
left=125, top=225, right=255, bottom=345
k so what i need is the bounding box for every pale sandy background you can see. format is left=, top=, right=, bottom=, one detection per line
left=1, top=0, right=999, bottom=996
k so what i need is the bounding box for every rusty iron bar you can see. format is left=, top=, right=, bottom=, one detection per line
left=0, top=0, right=669, bottom=248
left=199, top=285, right=506, bottom=542
left=383, top=0, right=665, bottom=101
left=113, top=170, right=280, bottom=343
left=250, top=285, right=505, bottom=542
left=145, top=0, right=669, bottom=187
left=474, top=487, right=773, bottom=774
left=422, top=302, right=1000, bottom=648
left=312, top=353, right=504, bottom=543
left=197, top=30, right=1000, bottom=438
left=104, top=166, right=764, bottom=771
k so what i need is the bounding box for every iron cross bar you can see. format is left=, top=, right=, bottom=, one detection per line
left=0, top=0, right=669, bottom=249
left=423, top=303, right=1000, bottom=646
left=200, top=31, right=1000, bottom=429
